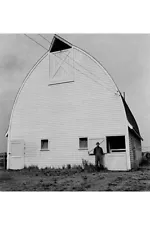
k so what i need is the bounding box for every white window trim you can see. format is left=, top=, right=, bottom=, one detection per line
left=49, top=80, right=74, bottom=86
left=52, top=49, right=71, bottom=54
left=78, top=137, right=88, bottom=150
left=110, top=149, right=126, bottom=152
left=40, top=139, right=50, bottom=151
left=106, top=135, right=126, bottom=153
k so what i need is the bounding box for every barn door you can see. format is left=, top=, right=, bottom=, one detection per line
left=9, top=140, right=24, bottom=170
left=89, top=138, right=105, bottom=154
left=49, top=48, right=74, bottom=85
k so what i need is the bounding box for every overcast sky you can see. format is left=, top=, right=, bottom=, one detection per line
left=0, top=33, right=149, bottom=152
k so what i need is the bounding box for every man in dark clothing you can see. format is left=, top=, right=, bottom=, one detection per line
left=94, top=142, right=104, bottom=170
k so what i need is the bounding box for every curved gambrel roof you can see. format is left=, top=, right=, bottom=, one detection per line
left=53, top=34, right=142, bottom=140
left=121, top=95, right=142, bottom=140
left=6, top=34, right=143, bottom=140
left=5, top=50, right=49, bottom=137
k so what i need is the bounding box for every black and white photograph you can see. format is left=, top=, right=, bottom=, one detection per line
left=1, top=1, right=150, bottom=225
left=0, top=33, right=149, bottom=191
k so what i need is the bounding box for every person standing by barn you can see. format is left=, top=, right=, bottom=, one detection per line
left=94, top=142, right=104, bottom=170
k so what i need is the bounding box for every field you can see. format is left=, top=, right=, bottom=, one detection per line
left=1, top=160, right=150, bottom=191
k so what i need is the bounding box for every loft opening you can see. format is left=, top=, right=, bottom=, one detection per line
left=49, top=35, right=74, bottom=85
left=106, top=136, right=126, bottom=153
left=50, top=36, right=72, bottom=53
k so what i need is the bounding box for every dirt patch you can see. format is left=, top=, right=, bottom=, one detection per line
left=0, top=171, right=13, bottom=182
left=1, top=164, right=150, bottom=191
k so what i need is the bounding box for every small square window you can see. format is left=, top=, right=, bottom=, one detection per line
left=41, top=139, right=49, bottom=150
left=79, top=138, right=88, bottom=149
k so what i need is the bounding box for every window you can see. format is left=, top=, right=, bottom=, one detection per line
left=41, top=139, right=49, bottom=150
left=79, top=138, right=88, bottom=149
left=106, top=136, right=126, bottom=153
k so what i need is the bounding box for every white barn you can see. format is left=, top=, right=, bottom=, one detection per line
left=6, top=35, right=143, bottom=171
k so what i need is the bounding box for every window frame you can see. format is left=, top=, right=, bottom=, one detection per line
left=40, top=139, right=50, bottom=151
left=78, top=137, right=88, bottom=150
left=106, top=135, right=126, bottom=153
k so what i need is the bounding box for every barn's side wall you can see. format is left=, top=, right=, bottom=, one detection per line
left=8, top=47, right=129, bottom=170
left=129, top=128, right=142, bottom=168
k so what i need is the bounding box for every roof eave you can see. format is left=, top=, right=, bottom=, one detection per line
left=128, top=124, right=143, bottom=141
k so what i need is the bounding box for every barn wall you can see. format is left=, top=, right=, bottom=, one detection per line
left=8, top=47, right=129, bottom=169
left=129, top=128, right=142, bottom=168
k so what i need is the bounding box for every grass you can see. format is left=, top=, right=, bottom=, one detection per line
left=1, top=159, right=150, bottom=191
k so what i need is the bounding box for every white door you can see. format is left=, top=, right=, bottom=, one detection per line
left=9, top=140, right=24, bottom=170
left=89, top=138, right=105, bottom=154
left=88, top=138, right=105, bottom=165
left=49, top=48, right=74, bottom=85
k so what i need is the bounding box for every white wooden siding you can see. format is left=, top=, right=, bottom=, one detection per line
left=129, top=128, right=142, bottom=168
left=8, top=47, right=129, bottom=169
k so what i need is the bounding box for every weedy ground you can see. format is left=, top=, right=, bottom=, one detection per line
left=1, top=159, right=150, bottom=191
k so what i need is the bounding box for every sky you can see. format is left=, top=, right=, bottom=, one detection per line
left=0, top=33, right=150, bottom=153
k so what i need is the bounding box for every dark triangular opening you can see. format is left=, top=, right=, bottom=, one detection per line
left=50, top=36, right=72, bottom=53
